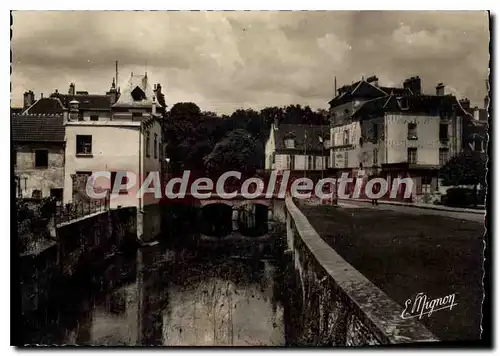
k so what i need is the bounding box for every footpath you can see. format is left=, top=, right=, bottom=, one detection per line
left=337, top=198, right=486, bottom=215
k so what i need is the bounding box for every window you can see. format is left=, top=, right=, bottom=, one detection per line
left=407, top=148, right=417, bottom=164
left=308, top=155, right=314, bottom=170
left=35, top=149, right=48, bottom=168
left=76, top=135, right=92, bottom=155
left=32, top=190, right=42, bottom=199
left=326, top=156, right=330, bottom=169
left=344, top=151, right=349, bottom=168
left=78, top=111, right=84, bottom=121
left=50, top=188, right=63, bottom=201
left=110, top=172, right=129, bottom=195
left=407, top=123, right=417, bottom=140
left=284, top=138, right=295, bottom=148
left=287, top=155, right=295, bottom=170
left=439, top=123, right=449, bottom=141
left=372, top=123, right=379, bottom=142
left=90, top=115, right=99, bottom=121
left=158, top=142, right=162, bottom=161
left=373, top=148, right=378, bottom=165
left=400, top=98, right=409, bottom=110
left=343, top=130, right=350, bottom=145
left=154, top=134, right=158, bottom=159
left=439, top=148, right=449, bottom=165
left=145, top=131, right=150, bottom=157
left=272, top=153, right=276, bottom=164
left=131, top=86, right=146, bottom=101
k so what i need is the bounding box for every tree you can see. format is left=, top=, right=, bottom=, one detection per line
left=204, top=129, right=264, bottom=176
left=439, top=150, right=487, bottom=206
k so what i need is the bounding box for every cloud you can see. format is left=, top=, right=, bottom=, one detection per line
left=11, top=11, right=490, bottom=114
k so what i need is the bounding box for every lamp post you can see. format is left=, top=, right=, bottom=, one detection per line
left=304, top=129, right=307, bottom=179
left=319, top=135, right=324, bottom=180
left=165, top=157, right=170, bottom=180
left=164, top=157, right=170, bottom=194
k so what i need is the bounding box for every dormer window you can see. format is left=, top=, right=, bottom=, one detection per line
left=399, top=97, right=409, bottom=110
left=131, top=86, right=146, bottom=101
left=284, top=138, right=295, bottom=148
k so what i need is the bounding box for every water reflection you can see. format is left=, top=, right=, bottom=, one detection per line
left=24, top=244, right=286, bottom=346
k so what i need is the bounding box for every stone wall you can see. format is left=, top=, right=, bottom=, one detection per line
left=140, top=203, right=163, bottom=243
left=14, top=143, right=64, bottom=199
left=57, top=207, right=137, bottom=277
left=20, top=242, right=59, bottom=315
left=283, top=196, right=438, bottom=346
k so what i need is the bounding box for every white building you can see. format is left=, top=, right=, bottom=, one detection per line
left=265, top=122, right=330, bottom=176
left=63, top=72, right=164, bottom=242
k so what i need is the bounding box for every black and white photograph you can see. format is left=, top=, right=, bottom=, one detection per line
left=10, top=9, right=490, bottom=347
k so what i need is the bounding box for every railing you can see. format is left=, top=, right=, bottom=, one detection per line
left=55, top=196, right=109, bottom=225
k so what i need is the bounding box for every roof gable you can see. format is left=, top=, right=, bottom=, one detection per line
left=23, top=97, right=65, bottom=115
left=351, top=80, right=388, bottom=98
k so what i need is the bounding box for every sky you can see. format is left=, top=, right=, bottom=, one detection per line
left=11, top=11, right=490, bottom=114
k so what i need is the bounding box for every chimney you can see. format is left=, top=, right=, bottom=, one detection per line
left=23, top=90, right=35, bottom=109
left=273, top=116, right=279, bottom=130
left=473, top=106, right=480, bottom=121
left=69, top=100, right=80, bottom=121
left=41, top=93, right=43, bottom=98
left=436, top=83, right=445, bottom=96
left=366, top=75, right=379, bottom=87
left=459, top=98, right=470, bottom=110
left=152, top=96, right=157, bottom=116
left=68, top=83, right=75, bottom=95
left=403, top=76, right=421, bottom=95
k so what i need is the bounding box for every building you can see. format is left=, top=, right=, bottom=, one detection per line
left=62, top=72, right=165, bottom=242
left=265, top=122, right=330, bottom=178
left=12, top=113, right=65, bottom=200
left=328, top=75, right=468, bottom=202
left=63, top=72, right=164, bottom=207
left=459, top=97, right=488, bottom=153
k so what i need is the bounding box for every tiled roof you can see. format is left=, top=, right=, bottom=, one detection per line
left=12, top=114, right=65, bottom=143
left=350, top=94, right=465, bottom=120
left=274, top=124, right=330, bottom=152
left=23, top=97, right=65, bottom=115
left=50, top=93, right=112, bottom=111
left=330, top=80, right=412, bottom=106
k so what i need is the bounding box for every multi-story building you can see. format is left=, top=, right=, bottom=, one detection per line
left=459, top=97, right=488, bottom=153
left=63, top=72, right=164, bottom=206
left=328, top=75, right=469, bottom=202
left=265, top=122, right=330, bottom=178
left=62, top=72, right=165, bottom=242
left=12, top=113, right=65, bottom=200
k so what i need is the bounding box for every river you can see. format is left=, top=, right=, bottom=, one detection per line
left=23, top=239, right=289, bottom=346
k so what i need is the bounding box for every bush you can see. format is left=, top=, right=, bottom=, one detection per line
left=442, top=188, right=486, bottom=207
